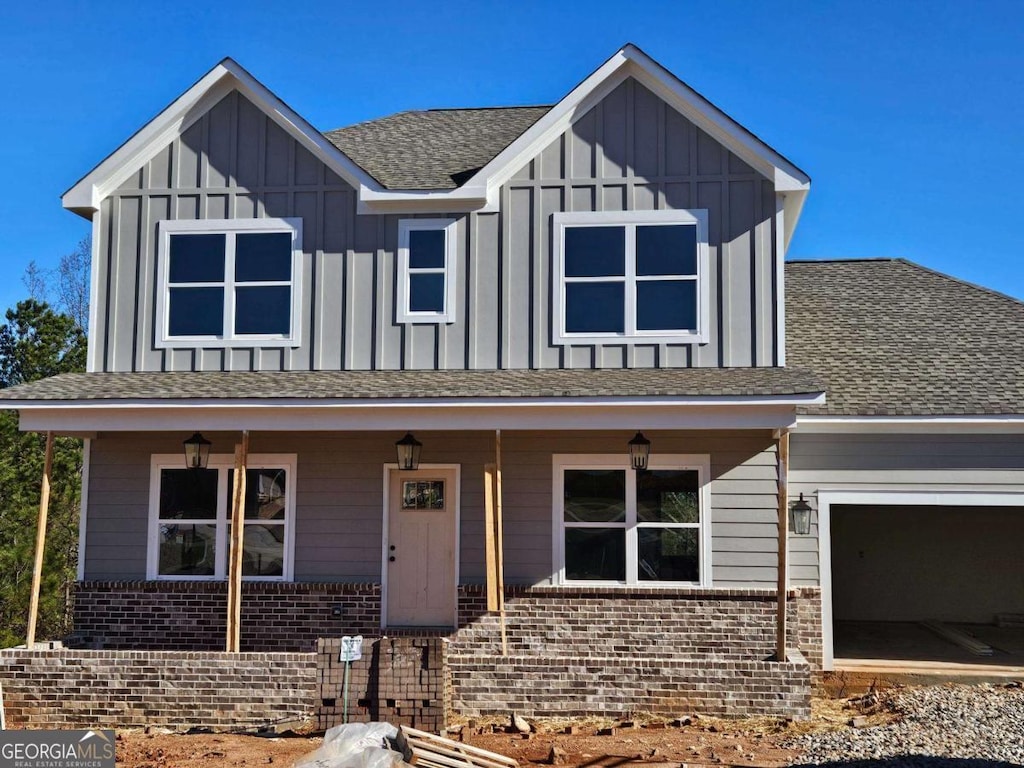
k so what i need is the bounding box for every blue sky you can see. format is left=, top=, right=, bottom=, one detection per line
left=1, top=0, right=1021, bottom=313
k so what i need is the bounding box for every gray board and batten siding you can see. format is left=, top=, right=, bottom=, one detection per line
left=92, top=78, right=782, bottom=373
left=787, top=432, right=1024, bottom=589
left=83, top=430, right=783, bottom=589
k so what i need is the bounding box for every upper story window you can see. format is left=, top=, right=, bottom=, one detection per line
left=551, top=210, right=709, bottom=346
left=396, top=218, right=457, bottom=324
left=156, top=218, right=302, bottom=348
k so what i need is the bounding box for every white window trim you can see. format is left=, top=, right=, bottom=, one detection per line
left=146, top=452, right=297, bottom=582
left=155, top=218, right=303, bottom=348
left=551, top=209, right=710, bottom=345
left=396, top=218, right=457, bottom=324
left=551, top=453, right=712, bottom=587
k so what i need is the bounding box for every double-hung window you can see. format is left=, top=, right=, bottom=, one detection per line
left=157, top=218, right=302, bottom=347
left=554, top=454, right=711, bottom=586
left=148, top=454, right=296, bottom=581
left=552, top=210, right=708, bottom=345
left=396, top=218, right=457, bottom=324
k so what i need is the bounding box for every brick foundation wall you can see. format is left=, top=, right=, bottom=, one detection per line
left=68, top=581, right=821, bottom=720
left=71, top=581, right=380, bottom=651
left=317, top=637, right=448, bottom=731
left=0, top=648, right=316, bottom=730
left=451, top=586, right=814, bottom=719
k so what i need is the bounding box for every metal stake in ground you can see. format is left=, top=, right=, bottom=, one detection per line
left=339, top=635, right=363, bottom=724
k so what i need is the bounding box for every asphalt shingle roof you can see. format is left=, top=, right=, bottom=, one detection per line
left=324, top=107, right=552, bottom=190
left=786, top=258, right=1024, bottom=416
left=0, top=368, right=822, bottom=403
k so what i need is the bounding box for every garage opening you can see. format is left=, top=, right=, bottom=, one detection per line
left=831, top=503, right=1024, bottom=666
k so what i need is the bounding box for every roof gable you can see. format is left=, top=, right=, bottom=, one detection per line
left=63, top=45, right=809, bottom=235
left=62, top=58, right=379, bottom=216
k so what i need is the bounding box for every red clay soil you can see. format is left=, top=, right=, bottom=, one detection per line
left=112, top=694, right=887, bottom=768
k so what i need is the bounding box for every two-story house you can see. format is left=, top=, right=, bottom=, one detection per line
left=3, top=44, right=1023, bottom=721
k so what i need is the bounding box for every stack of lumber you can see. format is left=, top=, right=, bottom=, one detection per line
left=392, top=726, right=518, bottom=768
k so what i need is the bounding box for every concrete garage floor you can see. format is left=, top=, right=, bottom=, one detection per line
left=834, top=620, right=1024, bottom=683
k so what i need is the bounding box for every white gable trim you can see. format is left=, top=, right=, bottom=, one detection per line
left=62, top=58, right=381, bottom=214
left=63, top=47, right=810, bottom=232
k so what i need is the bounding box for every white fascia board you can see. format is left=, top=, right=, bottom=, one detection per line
left=63, top=58, right=380, bottom=214
left=9, top=398, right=819, bottom=433
left=781, top=189, right=808, bottom=251
left=797, top=415, right=1024, bottom=434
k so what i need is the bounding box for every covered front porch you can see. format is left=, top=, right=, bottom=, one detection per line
left=1, top=367, right=825, bottom=720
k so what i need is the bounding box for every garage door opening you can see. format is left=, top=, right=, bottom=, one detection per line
left=831, top=503, right=1024, bottom=667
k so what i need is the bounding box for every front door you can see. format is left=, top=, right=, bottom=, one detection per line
left=386, top=467, right=457, bottom=627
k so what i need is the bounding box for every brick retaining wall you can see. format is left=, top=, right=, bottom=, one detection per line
left=0, top=648, right=316, bottom=730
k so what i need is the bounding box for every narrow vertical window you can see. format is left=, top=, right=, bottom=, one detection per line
left=397, top=219, right=457, bottom=324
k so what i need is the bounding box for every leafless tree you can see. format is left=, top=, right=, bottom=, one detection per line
left=19, top=235, right=91, bottom=334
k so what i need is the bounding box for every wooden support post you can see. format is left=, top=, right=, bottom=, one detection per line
left=776, top=429, right=790, bottom=663
left=226, top=430, right=249, bottom=652
left=483, top=463, right=499, bottom=612
left=494, top=430, right=508, bottom=657
left=26, top=431, right=54, bottom=649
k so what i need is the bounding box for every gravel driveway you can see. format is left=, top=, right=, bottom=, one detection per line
left=787, top=682, right=1024, bottom=765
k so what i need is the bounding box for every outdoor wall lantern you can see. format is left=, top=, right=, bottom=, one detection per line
left=395, top=432, right=423, bottom=471
left=183, top=432, right=212, bottom=470
left=627, top=432, right=651, bottom=471
left=789, top=493, right=813, bottom=536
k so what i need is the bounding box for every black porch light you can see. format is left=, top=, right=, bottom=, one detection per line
left=789, top=493, right=813, bottom=536
left=183, top=432, right=212, bottom=470
left=395, top=432, right=423, bottom=471
left=627, top=432, right=651, bottom=471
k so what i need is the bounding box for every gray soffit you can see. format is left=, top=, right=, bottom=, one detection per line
left=0, top=368, right=823, bottom=404
left=323, top=106, right=552, bottom=190
left=787, top=258, right=1024, bottom=416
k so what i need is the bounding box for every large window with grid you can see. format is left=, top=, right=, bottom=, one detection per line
left=551, top=209, right=708, bottom=346
left=147, top=453, right=296, bottom=581
left=156, top=218, right=302, bottom=347
left=553, top=454, right=710, bottom=586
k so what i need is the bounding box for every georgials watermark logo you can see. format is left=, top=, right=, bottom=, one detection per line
left=0, top=730, right=115, bottom=768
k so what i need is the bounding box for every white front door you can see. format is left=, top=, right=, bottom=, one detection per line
left=386, top=467, right=458, bottom=627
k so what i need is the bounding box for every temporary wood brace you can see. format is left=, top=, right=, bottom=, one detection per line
left=483, top=464, right=499, bottom=612
left=921, top=621, right=994, bottom=656
left=393, top=725, right=519, bottom=768
left=494, top=431, right=508, bottom=656
left=775, top=429, right=790, bottom=662
left=226, top=430, right=249, bottom=652
left=26, top=431, right=54, bottom=649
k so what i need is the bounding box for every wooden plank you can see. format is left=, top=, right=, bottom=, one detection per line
left=494, top=431, right=507, bottom=656
left=484, top=463, right=499, bottom=612
left=226, top=430, right=249, bottom=652
left=26, top=431, right=53, bottom=648
left=775, top=429, right=789, bottom=662
left=401, top=729, right=520, bottom=768
left=921, top=621, right=994, bottom=656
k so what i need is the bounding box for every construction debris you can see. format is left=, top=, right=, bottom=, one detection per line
left=392, top=726, right=518, bottom=768
left=920, top=621, right=994, bottom=656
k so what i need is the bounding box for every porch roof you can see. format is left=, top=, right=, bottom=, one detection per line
left=0, top=367, right=823, bottom=404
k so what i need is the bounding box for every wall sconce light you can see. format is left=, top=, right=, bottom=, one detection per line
left=789, top=493, right=813, bottom=536
left=183, top=432, right=211, bottom=470
left=395, top=432, right=423, bottom=471
left=627, top=432, right=651, bottom=471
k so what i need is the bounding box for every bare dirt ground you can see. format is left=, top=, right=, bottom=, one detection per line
left=114, top=693, right=891, bottom=768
